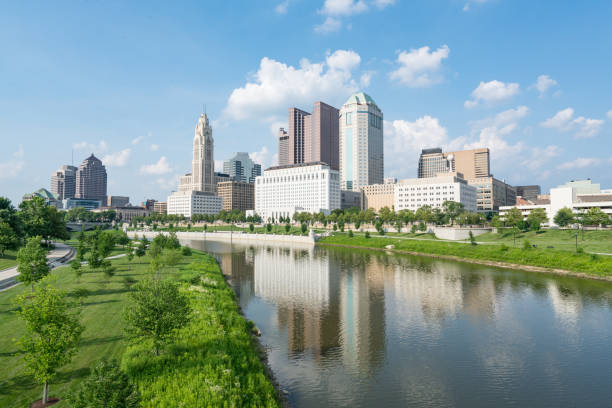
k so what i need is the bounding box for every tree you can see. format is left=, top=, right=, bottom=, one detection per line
left=17, top=236, right=50, bottom=291
left=526, top=208, right=548, bottom=231
left=490, top=215, right=504, bottom=229
left=469, top=231, right=477, bottom=246
left=69, top=359, right=140, bottom=408
left=15, top=284, right=83, bottom=405
left=249, top=223, right=254, bottom=233
left=165, top=232, right=181, bottom=250
left=19, top=197, right=68, bottom=244
left=504, top=207, right=523, bottom=227
left=123, top=279, right=190, bottom=355
left=554, top=207, right=575, bottom=227
left=284, top=223, right=291, bottom=233
left=126, top=240, right=134, bottom=265
left=70, top=259, right=83, bottom=282
left=585, top=207, right=609, bottom=228
left=301, top=223, right=308, bottom=234
left=135, top=238, right=147, bottom=259
left=0, top=221, right=18, bottom=256
left=266, top=223, right=272, bottom=233
left=163, top=250, right=182, bottom=273
left=442, top=201, right=464, bottom=225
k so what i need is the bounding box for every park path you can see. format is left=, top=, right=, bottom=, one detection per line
left=0, top=242, right=75, bottom=291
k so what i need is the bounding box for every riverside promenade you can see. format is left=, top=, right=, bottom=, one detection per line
left=127, top=230, right=317, bottom=245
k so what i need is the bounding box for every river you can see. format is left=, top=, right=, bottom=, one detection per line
left=188, top=239, right=612, bottom=408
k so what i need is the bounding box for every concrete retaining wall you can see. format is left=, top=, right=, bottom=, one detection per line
left=430, top=227, right=492, bottom=241
left=127, top=230, right=316, bottom=245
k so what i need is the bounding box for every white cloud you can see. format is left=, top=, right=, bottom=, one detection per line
left=541, top=107, right=604, bottom=138
left=0, top=146, right=25, bottom=179
left=531, top=74, right=558, bottom=97
left=389, top=45, right=450, bottom=87
left=131, top=135, right=144, bottom=145
left=224, top=50, right=362, bottom=121
left=314, top=17, right=342, bottom=33
left=140, top=156, right=172, bottom=175
left=155, top=173, right=181, bottom=190
left=73, top=140, right=108, bottom=153
left=521, top=145, right=562, bottom=171
left=385, top=116, right=448, bottom=177
left=250, top=146, right=277, bottom=169
left=607, top=109, right=612, bottom=120
left=360, top=71, right=373, bottom=88
left=463, top=0, right=490, bottom=11
left=275, top=0, right=290, bottom=14
left=464, top=80, right=520, bottom=108
left=150, top=144, right=160, bottom=151
left=558, top=157, right=601, bottom=170
left=321, top=0, right=368, bottom=16
left=469, top=105, right=529, bottom=129
left=102, top=148, right=131, bottom=167
left=374, top=0, right=395, bottom=8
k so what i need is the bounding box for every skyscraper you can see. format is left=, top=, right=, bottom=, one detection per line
left=305, top=101, right=339, bottom=170
left=178, top=113, right=215, bottom=193
left=75, top=154, right=107, bottom=202
left=278, top=128, right=289, bottom=166
left=223, top=152, right=262, bottom=183
left=339, top=92, right=383, bottom=191
left=417, top=147, right=490, bottom=179
left=50, top=164, right=77, bottom=200
left=287, top=107, right=311, bottom=165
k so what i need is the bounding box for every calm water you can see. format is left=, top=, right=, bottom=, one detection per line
left=189, top=240, right=612, bottom=408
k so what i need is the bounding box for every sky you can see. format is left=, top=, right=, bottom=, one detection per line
left=1, top=0, right=612, bottom=205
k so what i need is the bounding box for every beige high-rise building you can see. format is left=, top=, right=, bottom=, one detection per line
left=178, top=113, right=215, bottom=193
left=153, top=201, right=167, bottom=214
left=417, top=147, right=490, bottom=180
left=467, top=177, right=516, bottom=212
left=50, top=164, right=77, bottom=200
left=304, top=102, right=339, bottom=170
left=278, top=128, right=289, bottom=166
left=286, top=108, right=311, bottom=166
left=75, top=154, right=107, bottom=202
left=361, top=179, right=396, bottom=212
left=217, top=181, right=255, bottom=212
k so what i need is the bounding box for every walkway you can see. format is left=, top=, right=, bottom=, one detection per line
left=0, top=242, right=75, bottom=291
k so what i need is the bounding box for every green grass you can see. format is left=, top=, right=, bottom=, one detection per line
left=319, top=233, right=612, bottom=278
left=0, top=248, right=278, bottom=407
left=474, top=229, right=612, bottom=254
left=0, top=249, right=18, bottom=270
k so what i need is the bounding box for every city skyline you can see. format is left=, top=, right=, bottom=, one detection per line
left=1, top=1, right=612, bottom=205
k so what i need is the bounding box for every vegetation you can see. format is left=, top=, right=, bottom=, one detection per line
left=319, top=232, right=612, bottom=277
left=15, top=282, right=84, bottom=405
left=17, top=236, right=50, bottom=291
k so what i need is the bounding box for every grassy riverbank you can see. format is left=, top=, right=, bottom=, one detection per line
left=0, top=249, right=18, bottom=270
left=474, top=229, right=612, bottom=253
left=0, top=247, right=278, bottom=406
left=318, top=233, right=612, bottom=278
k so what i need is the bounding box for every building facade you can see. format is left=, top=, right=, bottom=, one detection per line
left=341, top=190, right=361, bottom=210
left=107, top=195, right=130, bottom=207
left=167, top=191, right=222, bottom=218
left=394, top=175, right=477, bottom=213
left=467, top=177, right=516, bottom=212
left=305, top=101, right=339, bottom=170
left=97, top=206, right=149, bottom=223
left=255, top=162, right=340, bottom=221
left=417, top=147, right=490, bottom=180
left=22, top=188, right=62, bottom=208
left=339, top=92, right=383, bottom=192
left=142, top=199, right=157, bottom=211
left=223, top=152, right=262, bottom=183
left=217, top=181, right=255, bottom=212
left=63, top=198, right=102, bottom=210
left=515, top=185, right=542, bottom=203
left=50, top=165, right=77, bottom=200
left=75, top=154, right=107, bottom=202
left=178, top=113, right=215, bottom=193
left=286, top=107, right=311, bottom=166
left=153, top=201, right=167, bottom=214
left=360, top=180, right=396, bottom=212
left=278, top=128, right=289, bottom=166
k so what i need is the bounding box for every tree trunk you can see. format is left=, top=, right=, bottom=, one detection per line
left=43, top=381, right=49, bottom=404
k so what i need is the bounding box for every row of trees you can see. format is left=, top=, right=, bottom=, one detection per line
left=63, top=206, right=117, bottom=223
left=0, top=196, right=68, bottom=256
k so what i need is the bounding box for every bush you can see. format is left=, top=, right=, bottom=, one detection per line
left=576, top=246, right=584, bottom=254
left=523, top=239, right=532, bottom=250
left=365, top=231, right=370, bottom=239
left=301, top=223, right=308, bottom=234
left=181, top=246, right=192, bottom=256
left=284, top=224, right=290, bottom=233
left=69, top=359, right=140, bottom=408
left=469, top=231, right=477, bottom=246
left=499, top=243, right=509, bottom=252
left=348, top=230, right=354, bottom=237
left=411, top=225, right=417, bottom=234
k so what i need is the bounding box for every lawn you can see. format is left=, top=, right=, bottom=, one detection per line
left=0, top=249, right=18, bottom=270
left=0, top=246, right=278, bottom=407
left=473, top=229, right=612, bottom=254
left=318, top=232, right=612, bottom=278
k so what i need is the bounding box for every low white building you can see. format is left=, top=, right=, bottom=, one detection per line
left=500, top=179, right=612, bottom=226
left=394, top=174, right=477, bottom=212
left=167, top=190, right=222, bottom=218
left=255, top=162, right=340, bottom=222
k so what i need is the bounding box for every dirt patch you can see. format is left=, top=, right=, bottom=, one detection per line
left=30, top=398, right=60, bottom=408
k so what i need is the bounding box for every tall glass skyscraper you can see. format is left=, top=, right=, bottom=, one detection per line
left=223, top=152, right=262, bottom=183
left=339, top=92, right=383, bottom=191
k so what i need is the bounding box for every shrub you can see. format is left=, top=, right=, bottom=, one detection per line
left=469, top=231, right=477, bottom=246
left=576, top=246, right=584, bottom=254
left=365, top=231, right=370, bottom=239
left=523, top=239, right=532, bottom=250
left=181, top=246, right=192, bottom=256
left=249, top=223, right=254, bottom=233
left=284, top=224, right=290, bottom=233
left=411, top=225, right=418, bottom=234
left=333, top=224, right=337, bottom=231
left=499, top=243, right=509, bottom=252
left=301, top=223, right=308, bottom=234
left=348, top=230, right=354, bottom=237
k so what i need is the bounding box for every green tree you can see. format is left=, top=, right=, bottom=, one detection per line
left=135, top=238, right=147, bottom=259
left=165, top=232, right=181, bottom=250
left=69, top=359, right=140, bottom=408
left=123, top=279, right=191, bottom=355
left=469, top=231, right=477, bottom=246
left=249, top=223, right=254, bottom=233
left=504, top=207, right=524, bottom=227
left=490, top=214, right=504, bottom=229
left=0, top=221, right=18, bottom=256
left=15, top=284, right=83, bottom=405
left=70, top=259, right=83, bottom=282
left=526, top=208, right=548, bottom=231
left=266, top=223, right=272, bottom=233
left=163, top=250, right=182, bottom=273
left=585, top=207, right=609, bottom=228
left=17, top=236, right=49, bottom=291
left=553, top=207, right=575, bottom=227
left=442, top=201, right=464, bottom=225
left=301, top=223, right=308, bottom=234
left=284, top=223, right=291, bottom=233
left=19, top=197, right=68, bottom=244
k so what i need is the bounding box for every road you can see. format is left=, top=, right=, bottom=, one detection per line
left=0, top=242, right=75, bottom=291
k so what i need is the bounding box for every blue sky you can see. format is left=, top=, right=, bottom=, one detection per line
left=1, top=0, right=611, bottom=205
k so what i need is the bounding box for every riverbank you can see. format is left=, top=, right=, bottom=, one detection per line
left=128, top=230, right=316, bottom=245
left=0, top=244, right=279, bottom=406
left=318, top=233, right=612, bottom=281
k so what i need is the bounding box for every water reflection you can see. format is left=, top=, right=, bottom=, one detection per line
left=188, top=240, right=612, bottom=408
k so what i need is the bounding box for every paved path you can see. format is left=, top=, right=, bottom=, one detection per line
left=0, top=242, right=75, bottom=291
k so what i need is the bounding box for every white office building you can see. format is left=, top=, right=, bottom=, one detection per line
left=394, top=174, right=477, bottom=212
left=255, top=162, right=340, bottom=221
left=167, top=190, right=222, bottom=218
left=339, top=92, right=383, bottom=192
left=500, top=179, right=612, bottom=226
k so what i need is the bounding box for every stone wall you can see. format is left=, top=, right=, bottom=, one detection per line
left=127, top=230, right=316, bottom=245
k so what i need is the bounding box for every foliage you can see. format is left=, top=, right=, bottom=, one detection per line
left=16, top=236, right=50, bottom=290
left=266, top=223, right=272, bottom=233
left=365, top=231, right=370, bottom=239
left=0, top=221, right=19, bottom=256
left=554, top=207, right=575, bottom=227
left=249, top=223, right=254, bottom=232
left=442, top=201, right=464, bottom=225
left=584, top=207, right=609, bottom=227
left=527, top=208, right=548, bottom=231
left=504, top=207, right=524, bottom=227
left=135, top=238, right=147, bottom=258
left=123, top=278, right=191, bottom=355
left=348, top=230, right=353, bottom=237
left=301, top=222, right=308, bottom=234
left=181, top=245, right=192, bottom=256
left=19, top=196, right=69, bottom=243
left=69, top=359, right=140, bottom=408
left=71, top=259, right=83, bottom=281
left=15, top=283, right=83, bottom=404
left=523, top=239, right=532, bottom=250
left=469, top=231, right=477, bottom=245
left=284, top=223, right=290, bottom=233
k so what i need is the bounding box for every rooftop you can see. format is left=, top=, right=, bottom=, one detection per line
left=343, top=92, right=378, bottom=107
left=265, top=161, right=331, bottom=172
